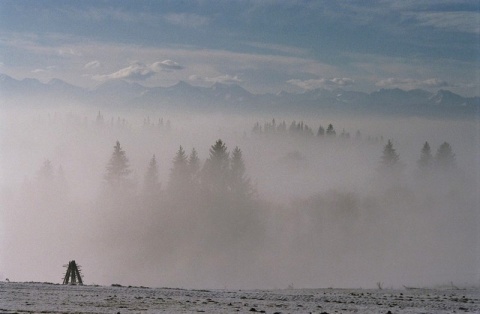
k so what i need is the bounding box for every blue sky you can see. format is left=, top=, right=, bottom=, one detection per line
left=0, top=0, right=479, bottom=96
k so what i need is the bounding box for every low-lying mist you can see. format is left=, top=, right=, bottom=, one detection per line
left=1, top=106, right=478, bottom=289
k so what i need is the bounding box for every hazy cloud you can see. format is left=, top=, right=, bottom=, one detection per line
left=93, top=62, right=155, bottom=82
left=93, top=60, right=183, bottom=82
left=409, top=11, right=480, bottom=34
left=244, top=41, right=309, bottom=56
left=84, top=60, right=101, bottom=69
left=376, top=78, right=451, bottom=89
left=152, top=60, right=184, bottom=72
left=58, top=48, right=82, bottom=57
left=164, top=13, right=210, bottom=28
left=189, top=74, right=243, bottom=84
left=288, top=78, right=355, bottom=90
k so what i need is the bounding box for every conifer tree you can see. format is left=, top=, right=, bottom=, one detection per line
left=168, top=146, right=189, bottom=191
left=188, top=148, right=201, bottom=180
left=326, top=124, right=336, bottom=137
left=38, top=159, right=54, bottom=182
left=417, top=141, right=433, bottom=170
left=317, top=125, right=325, bottom=137
left=381, top=139, right=399, bottom=168
left=230, top=146, right=251, bottom=197
left=104, top=141, right=131, bottom=189
left=144, top=154, right=160, bottom=195
left=202, top=139, right=230, bottom=193
left=435, top=142, right=456, bottom=170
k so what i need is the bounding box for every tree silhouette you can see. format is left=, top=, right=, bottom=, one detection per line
left=317, top=125, right=325, bottom=137
left=229, top=146, right=252, bottom=197
left=381, top=139, right=399, bottom=168
left=326, top=124, right=336, bottom=137
left=168, top=146, right=189, bottom=192
left=188, top=148, right=201, bottom=183
left=38, top=159, right=54, bottom=183
left=104, top=141, right=131, bottom=189
left=435, top=142, right=456, bottom=171
left=417, top=141, right=433, bottom=170
left=202, top=139, right=230, bottom=194
left=143, top=154, right=161, bottom=196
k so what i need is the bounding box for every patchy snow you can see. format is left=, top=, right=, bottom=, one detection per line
left=0, top=282, right=478, bottom=313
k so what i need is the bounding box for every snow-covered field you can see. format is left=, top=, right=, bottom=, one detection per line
left=0, top=282, right=479, bottom=313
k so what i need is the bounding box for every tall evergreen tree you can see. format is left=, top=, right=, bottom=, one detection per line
left=317, top=125, right=325, bottom=137
left=435, top=142, right=456, bottom=170
left=230, top=146, right=251, bottom=197
left=188, top=148, right=201, bottom=181
left=202, top=139, right=230, bottom=193
left=417, top=141, right=433, bottom=170
left=381, top=139, right=400, bottom=168
left=168, top=146, right=189, bottom=191
left=144, top=154, right=160, bottom=195
left=104, top=141, right=131, bottom=189
left=326, top=124, right=336, bottom=137
left=38, top=159, right=54, bottom=182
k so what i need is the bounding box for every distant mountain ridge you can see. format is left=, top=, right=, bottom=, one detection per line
left=0, top=73, right=478, bottom=117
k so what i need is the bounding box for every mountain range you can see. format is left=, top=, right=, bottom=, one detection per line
left=1, top=73, right=478, bottom=117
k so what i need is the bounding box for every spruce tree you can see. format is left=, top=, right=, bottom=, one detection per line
left=435, top=142, right=456, bottom=170
left=104, top=141, right=131, bottom=189
left=202, top=139, right=230, bottom=193
left=144, top=154, right=160, bottom=195
left=168, top=146, right=189, bottom=191
left=381, top=139, right=399, bottom=168
left=230, top=146, right=251, bottom=197
left=317, top=125, right=325, bottom=137
left=188, top=148, right=201, bottom=181
left=417, top=141, right=433, bottom=170
left=326, top=124, right=336, bottom=137
left=38, top=159, right=54, bottom=182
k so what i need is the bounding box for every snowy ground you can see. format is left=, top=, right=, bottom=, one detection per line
left=0, top=282, right=479, bottom=313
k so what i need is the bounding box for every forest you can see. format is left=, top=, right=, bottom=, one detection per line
left=1, top=111, right=478, bottom=289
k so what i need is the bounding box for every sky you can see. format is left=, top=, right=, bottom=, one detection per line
left=0, top=0, right=479, bottom=96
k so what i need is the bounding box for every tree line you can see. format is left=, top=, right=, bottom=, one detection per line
left=252, top=119, right=383, bottom=143
left=103, top=139, right=254, bottom=203
left=380, top=140, right=457, bottom=172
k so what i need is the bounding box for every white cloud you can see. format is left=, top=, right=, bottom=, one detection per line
left=288, top=78, right=354, bottom=90
left=84, top=60, right=101, bottom=69
left=152, top=60, right=184, bottom=71
left=93, top=59, right=184, bottom=82
left=376, top=78, right=450, bottom=89
left=58, top=48, right=82, bottom=57
left=164, top=13, right=210, bottom=28
left=31, top=68, right=46, bottom=73
left=189, top=74, right=243, bottom=84
left=93, top=62, right=155, bottom=81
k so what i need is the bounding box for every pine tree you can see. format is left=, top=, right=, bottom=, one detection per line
left=104, top=141, right=131, bottom=189
left=202, top=139, right=230, bottom=193
left=38, top=159, right=54, bottom=182
left=230, top=146, right=251, bottom=197
left=168, top=146, right=189, bottom=191
left=317, top=125, right=325, bottom=137
left=144, top=154, right=160, bottom=195
left=417, top=141, right=433, bottom=170
left=435, top=142, right=456, bottom=170
left=188, top=148, right=201, bottom=180
left=326, top=124, right=336, bottom=137
left=381, top=139, right=399, bottom=168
